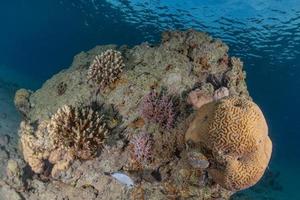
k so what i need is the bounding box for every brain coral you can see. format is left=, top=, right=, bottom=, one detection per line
left=87, top=49, right=125, bottom=89
left=48, top=105, right=109, bottom=160
left=185, top=96, right=272, bottom=191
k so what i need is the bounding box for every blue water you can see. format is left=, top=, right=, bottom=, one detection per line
left=1, top=1, right=300, bottom=199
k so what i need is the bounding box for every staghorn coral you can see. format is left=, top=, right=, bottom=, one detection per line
left=185, top=96, right=272, bottom=191
left=48, top=105, right=109, bottom=160
left=87, top=49, right=125, bottom=89
left=130, top=132, right=154, bottom=165
left=140, top=91, right=176, bottom=129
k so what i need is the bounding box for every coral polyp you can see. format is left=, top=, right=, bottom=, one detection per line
left=48, top=105, right=109, bottom=160
left=140, top=91, right=176, bottom=129
left=87, top=49, right=125, bottom=89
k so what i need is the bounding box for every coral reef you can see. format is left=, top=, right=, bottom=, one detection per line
left=87, top=49, right=125, bottom=89
left=48, top=105, right=109, bottom=160
left=185, top=96, right=272, bottom=191
left=140, top=91, right=176, bottom=129
left=7, top=30, right=266, bottom=199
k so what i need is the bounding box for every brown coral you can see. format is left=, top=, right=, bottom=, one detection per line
left=87, top=49, right=125, bottom=89
left=48, top=105, right=109, bottom=160
left=185, top=96, right=272, bottom=191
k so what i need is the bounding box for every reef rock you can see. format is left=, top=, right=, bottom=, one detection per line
left=12, top=30, right=261, bottom=199
left=185, top=96, right=272, bottom=191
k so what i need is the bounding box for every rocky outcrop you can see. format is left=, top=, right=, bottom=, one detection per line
left=10, top=30, right=259, bottom=200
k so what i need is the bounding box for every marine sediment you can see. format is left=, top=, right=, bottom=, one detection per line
left=0, top=30, right=272, bottom=199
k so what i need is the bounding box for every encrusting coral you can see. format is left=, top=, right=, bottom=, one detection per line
left=48, top=105, right=109, bottom=160
left=20, top=121, right=53, bottom=174
left=14, top=89, right=31, bottom=117
left=185, top=96, right=272, bottom=191
left=87, top=49, right=125, bottom=89
left=140, top=91, right=177, bottom=129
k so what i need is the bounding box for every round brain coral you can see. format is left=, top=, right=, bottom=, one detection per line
left=48, top=105, right=109, bottom=160
left=185, top=96, right=272, bottom=191
left=87, top=49, right=125, bottom=89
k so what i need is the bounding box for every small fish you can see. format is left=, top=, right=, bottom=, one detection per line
left=106, top=172, right=135, bottom=188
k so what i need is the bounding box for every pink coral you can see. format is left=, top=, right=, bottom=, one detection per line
left=130, top=132, right=153, bottom=164
left=140, top=91, right=176, bottom=129
left=187, top=89, right=213, bottom=109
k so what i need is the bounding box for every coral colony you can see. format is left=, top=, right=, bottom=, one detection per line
left=140, top=91, right=176, bottom=129
left=87, top=49, right=125, bottom=89
left=185, top=96, right=272, bottom=191
left=130, top=132, right=153, bottom=165
left=13, top=30, right=272, bottom=199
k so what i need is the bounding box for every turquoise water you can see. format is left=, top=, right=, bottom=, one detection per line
left=1, top=1, right=300, bottom=199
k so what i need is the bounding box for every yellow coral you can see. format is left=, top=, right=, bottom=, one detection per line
left=185, top=96, right=272, bottom=191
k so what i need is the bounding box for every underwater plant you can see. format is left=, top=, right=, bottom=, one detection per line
left=87, top=49, right=125, bottom=89
left=130, top=132, right=154, bottom=165
left=48, top=105, right=109, bottom=160
left=140, top=91, right=176, bottom=129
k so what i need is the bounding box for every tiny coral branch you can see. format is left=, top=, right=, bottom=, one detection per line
left=130, top=132, right=153, bottom=165
left=87, top=49, right=125, bottom=89
left=140, top=91, right=176, bottom=129
left=48, top=105, right=109, bottom=160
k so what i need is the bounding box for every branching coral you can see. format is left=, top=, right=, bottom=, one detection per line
left=130, top=132, right=154, bottom=165
left=87, top=49, right=125, bottom=89
left=140, top=91, right=176, bottom=129
left=48, top=105, right=109, bottom=160
left=185, top=96, right=272, bottom=191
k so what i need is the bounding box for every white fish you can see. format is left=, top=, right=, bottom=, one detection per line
left=110, top=172, right=134, bottom=188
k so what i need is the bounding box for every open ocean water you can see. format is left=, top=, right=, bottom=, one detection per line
left=1, top=0, right=300, bottom=199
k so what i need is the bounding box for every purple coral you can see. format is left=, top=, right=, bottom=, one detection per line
left=130, top=132, right=153, bottom=164
left=140, top=91, right=176, bottom=129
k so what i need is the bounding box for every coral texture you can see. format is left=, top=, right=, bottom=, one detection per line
left=187, top=88, right=214, bottom=109
left=14, top=89, right=31, bottom=117
left=213, top=86, right=229, bottom=101
left=19, top=121, right=52, bottom=173
left=140, top=91, right=176, bottom=129
left=48, top=105, right=109, bottom=160
left=130, top=132, right=153, bottom=165
left=185, top=96, right=272, bottom=191
left=87, top=49, right=125, bottom=89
